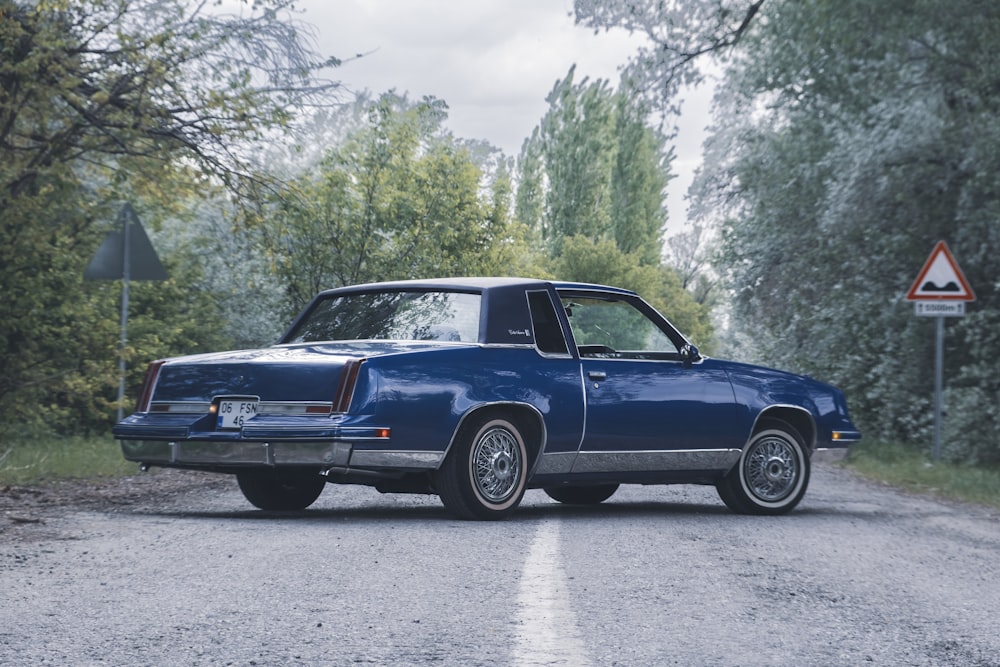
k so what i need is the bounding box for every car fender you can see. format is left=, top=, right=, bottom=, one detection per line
left=440, top=401, right=548, bottom=475
left=360, top=346, right=583, bottom=463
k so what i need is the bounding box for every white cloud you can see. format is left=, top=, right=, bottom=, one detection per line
left=299, top=0, right=639, bottom=153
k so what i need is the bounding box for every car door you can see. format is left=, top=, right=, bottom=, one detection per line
left=558, top=291, right=748, bottom=473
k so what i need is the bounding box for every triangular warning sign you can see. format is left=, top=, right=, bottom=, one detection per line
left=83, top=203, right=168, bottom=282
left=906, top=241, right=975, bottom=301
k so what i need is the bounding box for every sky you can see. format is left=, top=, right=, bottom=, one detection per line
left=292, top=0, right=714, bottom=230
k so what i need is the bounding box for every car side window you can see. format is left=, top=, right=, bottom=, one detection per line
left=527, top=290, right=569, bottom=355
left=560, top=296, right=677, bottom=358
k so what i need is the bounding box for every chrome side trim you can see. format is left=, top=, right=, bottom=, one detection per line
left=533, top=451, right=577, bottom=475
left=148, top=401, right=212, bottom=414
left=570, top=449, right=741, bottom=474
left=533, top=349, right=575, bottom=359
left=578, top=355, right=691, bottom=365
left=349, top=450, right=444, bottom=469
left=145, top=400, right=334, bottom=416
left=258, top=402, right=333, bottom=416
left=575, top=364, right=588, bottom=451
left=240, top=425, right=388, bottom=440
left=115, top=424, right=191, bottom=439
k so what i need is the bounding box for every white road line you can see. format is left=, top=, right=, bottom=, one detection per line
left=512, top=519, right=592, bottom=667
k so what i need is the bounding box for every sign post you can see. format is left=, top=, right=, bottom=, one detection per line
left=84, top=203, right=168, bottom=421
left=904, top=241, right=975, bottom=462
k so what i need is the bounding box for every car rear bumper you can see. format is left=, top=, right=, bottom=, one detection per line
left=120, top=439, right=444, bottom=471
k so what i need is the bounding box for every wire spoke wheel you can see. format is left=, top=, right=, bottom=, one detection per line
left=716, top=420, right=810, bottom=515
left=744, top=436, right=799, bottom=502
left=472, top=426, right=522, bottom=503
left=436, top=415, right=529, bottom=520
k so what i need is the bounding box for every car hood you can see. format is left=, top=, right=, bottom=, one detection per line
left=151, top=340, right=473, bottom=403
left=717, top=358, right=813, bottom=383
left=717, top=358, right=850, bottom=417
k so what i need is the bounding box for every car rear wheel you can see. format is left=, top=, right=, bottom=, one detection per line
left=236, top=468, right=327, bottom=511
left=716, top=420, right=810, bottom=515
left=544, top=484, right=619, bottom=505
left=436, top=415, right=528, bottom=520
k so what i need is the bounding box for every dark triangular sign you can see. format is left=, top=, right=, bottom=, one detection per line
left=84, top=203, right=168, bottom=281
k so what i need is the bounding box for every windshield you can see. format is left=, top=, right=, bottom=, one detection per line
left=284, top=290, right=481, bottom=343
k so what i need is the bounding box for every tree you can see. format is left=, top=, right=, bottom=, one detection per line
left=537, top=66, right=617, bottom=249
left=571, top=0, right=760, bottom=313
left=515, top=67, right=708, bottom=346
left=0, top=0, right=340, bottom=428
left=514, top=126, right=545, bottom=233
left=1, top=0, right=338, bottom=200
left=260, top=93, right=526, bottom=315
left=689, top=0, right=1000, bottom=462
left=611, top=85, right=674, bottom=265
left=518, top=67, right=672, bottom=261
left=665, top=222, right=718, bottom=306
left=574, top=0, right=765, bottom=112
left=580, top=0, right=1000, bottom=462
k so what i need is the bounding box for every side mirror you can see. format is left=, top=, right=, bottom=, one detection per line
left=680, top=343, right=700, bottom=368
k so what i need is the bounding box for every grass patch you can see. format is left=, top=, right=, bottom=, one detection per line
left=0, top=425, right=134, bottom=486
left=845, top=440, right=1000, bottom=509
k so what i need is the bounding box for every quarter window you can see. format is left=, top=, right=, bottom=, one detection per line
left=527, top=290, right=569, bottom=355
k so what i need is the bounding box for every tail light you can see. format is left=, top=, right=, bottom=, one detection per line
left=134, top=360, right=165, bottom=413
left=333, top=358, right=365, bottom=413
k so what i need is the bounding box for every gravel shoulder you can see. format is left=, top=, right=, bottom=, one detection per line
left=0, top=468, right=231, bottom=541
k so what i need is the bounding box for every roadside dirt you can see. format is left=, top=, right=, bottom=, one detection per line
left=0, top=469, right=231, bottom=540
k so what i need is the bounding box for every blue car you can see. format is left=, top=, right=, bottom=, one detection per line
left=114, top=278, right=860, bottom=520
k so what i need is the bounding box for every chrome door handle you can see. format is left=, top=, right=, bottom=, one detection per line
left=587, top=371, right=607, bottom=381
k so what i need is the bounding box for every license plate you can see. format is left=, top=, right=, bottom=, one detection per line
left=217, top=399, right=258, bottom=430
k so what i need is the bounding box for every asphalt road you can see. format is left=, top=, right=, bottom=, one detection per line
left=1, top=464, right=998, bottom=666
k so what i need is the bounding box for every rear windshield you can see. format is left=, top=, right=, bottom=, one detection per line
left=283, top=290, right=481, bottom=343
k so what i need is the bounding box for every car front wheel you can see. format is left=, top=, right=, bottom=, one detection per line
left=716, top=420, right=810, bottom=515
left=436, top=415, right=528, bottom=520
left=236, top=468, right=327, bottom=511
